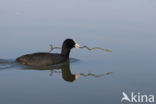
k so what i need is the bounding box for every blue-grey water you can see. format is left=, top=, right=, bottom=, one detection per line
left=0, top=0, right=156, bottom=104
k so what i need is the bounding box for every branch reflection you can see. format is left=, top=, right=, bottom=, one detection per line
left=0, top=59, right=113, bottom=82
left=25, top=61, right=112, bottom=82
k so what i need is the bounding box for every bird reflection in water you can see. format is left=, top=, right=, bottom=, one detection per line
left=60, top=61, right=80, bottom=82
left=37, top=61, right=112, bottom=82
left=48, top=60, right=80, bottom=82
left=22, top=60, right=80, bottom=82
left=0, top=59, right=113, bottom=82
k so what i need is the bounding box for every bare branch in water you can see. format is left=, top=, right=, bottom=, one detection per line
left=49, top=44, right=61, bottom=52
left=49, top=44, right=112, bottom=53
left=79, top=46, right=112, bottom=53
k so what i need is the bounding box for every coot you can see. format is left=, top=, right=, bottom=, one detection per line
left=16, top=39, right=80, bottom=66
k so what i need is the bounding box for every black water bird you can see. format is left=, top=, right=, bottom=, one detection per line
left=16, top=39, right=80, bottom=66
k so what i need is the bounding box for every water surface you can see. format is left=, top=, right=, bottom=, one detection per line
left=0, top=0, right=156, bottom=104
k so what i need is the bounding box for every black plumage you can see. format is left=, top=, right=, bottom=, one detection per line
left=16, top=39, right=80, bottom=66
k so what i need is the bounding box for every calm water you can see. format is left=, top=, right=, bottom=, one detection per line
left=0, top=0, right=156, bottom=104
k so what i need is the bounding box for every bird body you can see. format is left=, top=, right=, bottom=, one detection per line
left=16, top=39, right=80, bottom=66
left=16, top=53, right=66, bottom=66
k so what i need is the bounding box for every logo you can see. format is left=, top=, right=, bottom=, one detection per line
left=121, top=92, right=155, bottom=103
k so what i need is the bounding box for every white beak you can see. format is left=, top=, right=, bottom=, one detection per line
left=75, top=43, right=80, bottom=48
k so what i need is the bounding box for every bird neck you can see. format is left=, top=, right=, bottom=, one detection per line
left=61, top=46, right=71, bottom=58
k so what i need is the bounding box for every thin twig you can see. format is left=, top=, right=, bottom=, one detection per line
left=80, top=46, right=112, bottom=53
left=49, top=44, right=112, bottom=53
